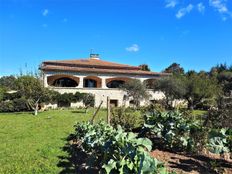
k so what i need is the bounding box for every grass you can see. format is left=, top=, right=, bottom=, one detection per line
left=0, top=108, right=106, bottom=174
left=0, top=108, right=207, bottom=173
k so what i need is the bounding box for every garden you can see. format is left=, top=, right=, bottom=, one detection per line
left=0, top=63, right=232, bottom=174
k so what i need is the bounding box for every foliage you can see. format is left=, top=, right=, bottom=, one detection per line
left=163, top=63, right=184, bottom=75
left=0, top=100, right=15, bottom=112
left=207, top=129, right=231, bottom=154
left=0, top=86, right=7, bottom=101
left=0, top=97, right=31, bottom=112
left=139, top=64, right=151, bottom=71
left=142, top=110, right=232, bottom=154
left=217, top=71, right=232, bottom=95
left=111, top=107, right=142, bottom=131
left=0, top=75, right=17, bottom=90
left=156, top=71, right=220, bottom=110
left=121, top=79, right=150, bottom=107
left=142, top=110, right=199, bottom=151
left=183, top=71, right=221, bottom=110
left=156, top=76, right=185, bottom=109
left=81, top=93, right=95, bottom=107
left=205, top=96, right=232, bottom=129
left=74, top=121, right=170, bottom=174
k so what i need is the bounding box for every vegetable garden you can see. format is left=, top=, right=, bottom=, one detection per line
left=65, top=108, right=232, bottom=174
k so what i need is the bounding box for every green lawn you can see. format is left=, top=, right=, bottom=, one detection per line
left=0, top=109, right=106, bottom=174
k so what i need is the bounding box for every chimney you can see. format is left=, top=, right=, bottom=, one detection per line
left=90, top=53, right=100, bottom=60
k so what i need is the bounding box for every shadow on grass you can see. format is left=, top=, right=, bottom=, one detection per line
left=57, top=134, right=100, bottom=174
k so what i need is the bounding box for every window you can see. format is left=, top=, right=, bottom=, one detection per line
left=84, top=79, right=97, bottom=88
left=110, top=100, right=118, bottom=107
left=52, top=77, right=78, bottom=87
left=107, top=80, right=125, bottom=88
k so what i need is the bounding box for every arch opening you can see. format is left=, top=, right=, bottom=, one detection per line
left=47, top=75, right=79, bottom=87
left=106, top=77, right=131, bottom=88
left=83, top=76, right=102, bottom=88
left=107, top=80, right=125, bottom=88
left=52, top=77, right=78, bottom=87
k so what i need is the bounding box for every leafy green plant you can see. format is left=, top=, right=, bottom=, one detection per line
left=142, top=110, right=200, bottom=151
left=74, top=121, right=170, bottom=174
left=207, top=128, right=230, bottom=154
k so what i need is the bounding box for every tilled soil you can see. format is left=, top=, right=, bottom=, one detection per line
left=150, top=149, right=232, bottom=174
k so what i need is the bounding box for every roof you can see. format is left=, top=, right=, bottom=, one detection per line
left=40, top=58, right=170, bottom=77
left=42, top=58, right=140, bottom=70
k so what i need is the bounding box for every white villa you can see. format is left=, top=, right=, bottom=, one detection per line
left=40, top=54, right=169, bottom=108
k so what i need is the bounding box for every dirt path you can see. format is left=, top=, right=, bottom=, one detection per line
left=150, top=149, right=232, bottom=174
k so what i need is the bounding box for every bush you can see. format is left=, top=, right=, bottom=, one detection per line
left=13, top=98, right=31, bottom=112
left=0, top=98, right=31, bottom=112
left=0, top=101, right=14, bottom=112
left=111, top=107, right=142, bottom=131
left=82, top=93, right=95, bottom=107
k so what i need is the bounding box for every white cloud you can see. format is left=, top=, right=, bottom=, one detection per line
left=209, top=0, right=228, bottom=13
left=165, top=0, right=178, bottom=8
left=176, top=4, right=194, bottom=19
left=198, top=3, right=205, bottom=13
left=126, top=44, right=139, bottom=52
left=42, top=9, right=49, bottom=16
left=209, top=0, right=232, bottom=20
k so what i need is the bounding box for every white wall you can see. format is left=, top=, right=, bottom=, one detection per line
left=43, top=71, right=164, bottom=108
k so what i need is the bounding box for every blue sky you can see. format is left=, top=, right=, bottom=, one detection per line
left=0, top=0, right=232, bottom=76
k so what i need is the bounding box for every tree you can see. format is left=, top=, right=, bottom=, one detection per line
left=182, top=72, right=221, bottom=110
left=139, top=64, right=151, bottom=71
left=0, top=87, right=6, bottom=102
left=217, top=71, right=232, bottom=95
left=0, top=75, right=17, bottom=90
left=81, top=93, right=95, bottom=113
left=163, top=63, right=184, bottom=74
left=15, top=75, right=55, bottom=115
left=120, top=79, right=150, bottom=107
left=156, top=76, right=185, bottom=109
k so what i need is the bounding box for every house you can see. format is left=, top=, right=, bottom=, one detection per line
left=40, top=54, right=169, bottom=108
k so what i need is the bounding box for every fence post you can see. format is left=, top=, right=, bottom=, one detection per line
left=90, top=100, right=103, bottom=124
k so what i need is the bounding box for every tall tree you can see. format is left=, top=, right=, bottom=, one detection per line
left=163, top=63, right=184, bottom=74
left=15, top=75, right=54, bottom=115
left=156, top=76, right=185, bottom=109
left=139, top=64, right=151, bottom=71
left=0, top=76, right=17, bottom=90
left=121, top=79, right=150, bottom=107
left=183, top=72, right=221, bottom=109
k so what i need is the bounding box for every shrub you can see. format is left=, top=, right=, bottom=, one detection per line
left=0, top=101, right=14, bottom=112
left=13, top=98, right=31, bottom=112
left=111, top=107, right=142, bottom=131
left=82, top=93, right=95, bottom=107
left=0, top=98, right=31, bottom=112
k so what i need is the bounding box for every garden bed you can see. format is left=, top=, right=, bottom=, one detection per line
left=151, top=149, right=232, bottom=174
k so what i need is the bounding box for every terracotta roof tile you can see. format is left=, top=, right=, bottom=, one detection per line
left=43, top=58, right=140, bottom=70
left=40, top=58, right=170, bottom=76
left=41, top=64, right=170, bottom=76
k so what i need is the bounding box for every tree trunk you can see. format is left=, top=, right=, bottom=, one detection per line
left=34, top=103, right=38, bottom=116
